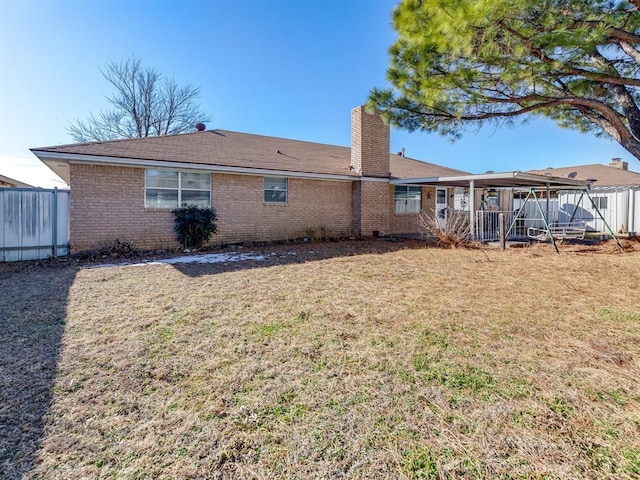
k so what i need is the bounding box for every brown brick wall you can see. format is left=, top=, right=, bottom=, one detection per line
left=212, top=174, right=353, bottom=243
left=355, top=180, right=390, bottom=236
left=350, top=106, right=390, bottom=178
left=69, top=164, right=353, bottom=251
left=70, top=163, right=176, bottom=252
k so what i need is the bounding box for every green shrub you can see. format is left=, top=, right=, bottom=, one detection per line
left=172, top=205, right=218, bottom=249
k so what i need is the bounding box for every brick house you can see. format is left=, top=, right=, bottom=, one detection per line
left=32, top=106, right=466, bottom=252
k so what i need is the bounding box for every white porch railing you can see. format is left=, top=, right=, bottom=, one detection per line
left=474, top=206, right=559, bottom=242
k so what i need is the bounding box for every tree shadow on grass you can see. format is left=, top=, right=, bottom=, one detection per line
left=164, top=238, right=434, bottom=278
left=0, top=265, right=77, bottom=479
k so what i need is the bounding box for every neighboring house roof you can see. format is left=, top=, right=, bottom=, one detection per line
left=528, top=163, right=640, bottom=187
left=32, top=129, right=467, bottom=184
left=0, top=174, right=33, bottom=188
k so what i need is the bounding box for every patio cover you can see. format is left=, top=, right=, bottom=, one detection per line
left=390, top=171, right=588, bottom=189
left=390, top=171, right=588, bottom=240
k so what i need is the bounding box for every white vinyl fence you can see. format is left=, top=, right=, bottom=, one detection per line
left=558, top=187, right=639, bottom=234
left=1, top=188, right=70, bottom=261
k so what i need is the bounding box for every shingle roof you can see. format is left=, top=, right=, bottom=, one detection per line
left=0, top=174, right=33, bottom=188
left=32, top=129, right=467, bottom=181
left=527, top=164, right=640, bottom=187
left=390, top=153, right=466, bottom=179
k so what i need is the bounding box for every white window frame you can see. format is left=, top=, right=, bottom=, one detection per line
left=394, top=185, right=422, bottom=214
left=592, top=196, right=608, bottom=210
left=264, top=177, right=287, bottom=204
left=145, top=169, right=211, bottom=209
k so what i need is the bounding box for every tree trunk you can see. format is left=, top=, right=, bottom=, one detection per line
left=619, top=136, right=640, bottom=162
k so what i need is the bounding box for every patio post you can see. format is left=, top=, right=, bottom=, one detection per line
left=469, top=179, right=475, bottom=240
left=546, top=183, right=550, bottom=221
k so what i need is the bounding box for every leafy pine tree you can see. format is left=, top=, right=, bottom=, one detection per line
left=369, top=0, right=640, bottom=162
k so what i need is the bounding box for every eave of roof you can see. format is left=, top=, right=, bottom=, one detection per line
left=31, top=150, right=385, bottom=184
left=31, top=129, right=470, bottom=184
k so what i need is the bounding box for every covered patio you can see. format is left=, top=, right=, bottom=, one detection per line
left=391, top=171, right=590, bottom=245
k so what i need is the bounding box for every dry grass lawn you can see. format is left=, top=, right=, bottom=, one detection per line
left=2, top=239, right=640, bottom=479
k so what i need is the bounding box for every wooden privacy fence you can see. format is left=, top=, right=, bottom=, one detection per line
left=0, top=188, right=70, bottom=261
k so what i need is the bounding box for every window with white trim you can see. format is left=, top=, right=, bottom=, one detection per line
left=264, top=177, right=287, bottom=203
left=145, top=170, right=211, bottom=208
left=394, top=185, right=422, bottom=214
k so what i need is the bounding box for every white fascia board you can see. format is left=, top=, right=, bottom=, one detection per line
left=391, top=172, right=522, bottom=185
left=32, top=151, right=389, bottom=183
left=391, top=171, right=587, bottom=187
left=390, top=177, right=440, bottom=185
left=578, top=185, right=633, bottom=191
left=512, top=172, right=587, bottom=186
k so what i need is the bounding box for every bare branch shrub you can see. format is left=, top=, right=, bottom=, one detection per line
left=303, top=226, right=332, bottom=242
left=80, top=238, right=140, bottom=262
left=418, top=208, right=472, bottom=248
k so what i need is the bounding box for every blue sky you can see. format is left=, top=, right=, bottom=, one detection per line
left=1, top=0, right=638, bottom=188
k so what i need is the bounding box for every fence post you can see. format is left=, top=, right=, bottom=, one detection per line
left=52, top=187, right=58, bottom=257
left=499, top=213, right=506, bottom=251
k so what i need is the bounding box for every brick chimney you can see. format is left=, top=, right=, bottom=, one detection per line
left=350, top=106, right=390, bottom=237
left=609, top=158, right=629, bottom=170
left=350, top=106, right=390, bottom=177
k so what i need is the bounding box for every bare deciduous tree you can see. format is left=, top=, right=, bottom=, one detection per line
left=68, top=57, right=208, bottom=142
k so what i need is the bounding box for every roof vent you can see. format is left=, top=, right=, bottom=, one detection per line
left=568, top=171, right=578, bottom=179
left=195, top=123, right=206, bottom=131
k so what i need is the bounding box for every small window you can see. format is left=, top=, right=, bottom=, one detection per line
left=264, top=177, right=287, bottom=203
left=394, top=185, right=421, bottom=214
left=592, top=196, right=608, bottom=210
left=145, top=170, right=211, bottom=208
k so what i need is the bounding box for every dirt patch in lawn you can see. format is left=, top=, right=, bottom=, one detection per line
left=1, top=238, right=640, bottom=479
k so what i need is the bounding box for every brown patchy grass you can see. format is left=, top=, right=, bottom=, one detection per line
left=2, top=239, right=640, bottom=479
